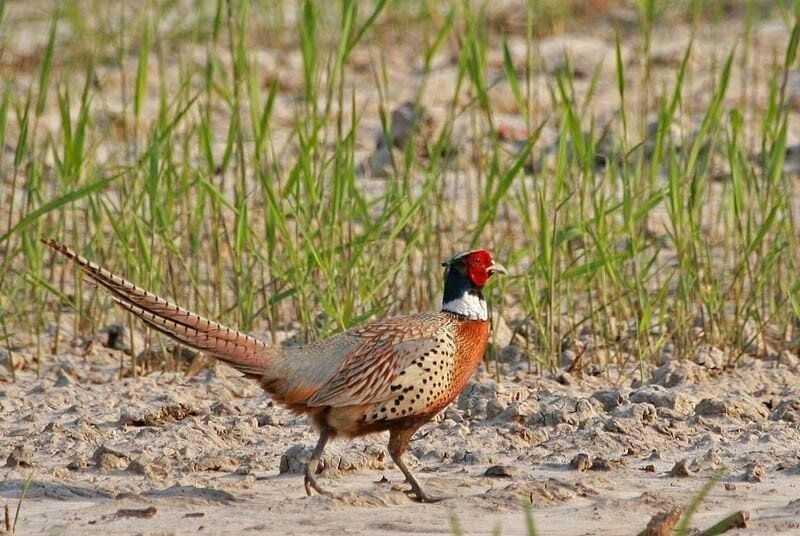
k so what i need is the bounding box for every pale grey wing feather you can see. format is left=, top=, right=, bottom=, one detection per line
left=306, top=313, right=451, bottom=408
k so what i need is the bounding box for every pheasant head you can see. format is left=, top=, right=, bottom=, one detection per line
left=441, top=250, right=506, bottom=320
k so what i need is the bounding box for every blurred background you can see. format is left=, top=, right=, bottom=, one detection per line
left=1, top=1, right=799, bottom=380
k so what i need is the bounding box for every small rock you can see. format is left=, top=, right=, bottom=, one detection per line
left=639, top=507, right=682, bottom=536
left=570, top=453, right=592, bottom=472
left=744, top=463, right=765, bottom=483
left=256, top=413, right=280, bottom=427
left=668, top=459, right=692, bottom=478
left=616, top=402, right=657, bottom=424
left=452, top=449, right=485, bottom=465
left=695, top=398, right=728, bottom=417
left=67, top=455, right=90, bottom=471
left=115, top=506, right=157, bottom=519
left=494, top=401, right=538, bottom=423
left=54, top=368, right=74, bottom=387
left=128, top=459, right=168, bottom=480
left=650, top=360, right=709, bottom=387
left=630, top=385, right=693, bottom=413
left=643, top=464, right=656, bottom=473
left=235, top=465, right=252, bottom=475
left=695, top=396, right=768, bottom=421
left=556, top=372, right=574, bottom=385
left=590, top=457, right=620, bottom=471
left=457, top=380, right=499, bottom=420
left=193, top=454, right=239, bottom=473
left=699, top=448, right=723, bottom=470
left=5, top=445, right=33, bottom=468
left=592, top=389, right=626, bottom=412
left=486, top=398, right=508, bottom=420
left=770, top=399, right=800, bottom=423
left=694, top=346, right=726, bottom=370
left=120, top=403, right=197, bottom=427
left=725, top=482, right=737, bottom=491
left=646, top=450, right=662, bottom=460
left=99, top=324, right=128, bottom=350
left=484, top=465, right=517, bottom=478
left=604, top=418, right=630, bottom=434
left=278, top=444, right=384, bottom=475
left=491, top=312, right=513, bottom=349
left=358, top=102, right=435, bottom=178
left=42, top=422, right=63, bottom=434
left=93, top=446, right=129, bottom=472
left=381, top=101, right=433, bottom=150
left=336, top=447, right=385, bottom=472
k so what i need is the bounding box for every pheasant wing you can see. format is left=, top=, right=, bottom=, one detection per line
left=307, top=313, right=454, bottom=408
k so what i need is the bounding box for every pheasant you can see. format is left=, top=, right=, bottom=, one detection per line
left=43, top=240, right=506, bottom=502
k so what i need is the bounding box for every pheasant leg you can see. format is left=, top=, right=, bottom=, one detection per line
left=389, top=426, right=445, bottom=503
left=304, top=428, right=333, bottom=497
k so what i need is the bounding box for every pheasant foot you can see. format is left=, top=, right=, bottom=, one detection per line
left=304, top=427, right=334, bottom=498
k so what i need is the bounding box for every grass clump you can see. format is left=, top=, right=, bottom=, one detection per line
left=0, top=0, right=797, bottom=382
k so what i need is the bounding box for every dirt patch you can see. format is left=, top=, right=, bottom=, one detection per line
left=2, top=337, right=800, bottom=535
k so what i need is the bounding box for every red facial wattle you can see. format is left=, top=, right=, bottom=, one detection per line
left=464, top=250, right=493, bottom=287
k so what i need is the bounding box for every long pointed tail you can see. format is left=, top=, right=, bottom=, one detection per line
left=43, top=239, right=273, bottom=379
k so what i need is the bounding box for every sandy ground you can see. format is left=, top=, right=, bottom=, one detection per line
left=2, top=4, right=800, bottom=536
left=2, top=330, right=800, bottom=535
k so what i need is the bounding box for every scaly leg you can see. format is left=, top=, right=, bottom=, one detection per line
left=388, top=426, right=445, bottom=503
left=304, top=427, right=333, bottom=497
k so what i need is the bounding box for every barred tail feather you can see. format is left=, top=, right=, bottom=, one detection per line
left=43, top=239, right=273, bottom=378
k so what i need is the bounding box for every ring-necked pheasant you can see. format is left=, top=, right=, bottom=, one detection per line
left=43, top=240, right=506, bottom=502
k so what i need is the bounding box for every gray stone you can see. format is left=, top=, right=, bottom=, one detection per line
left=694, top=346, right=726, bottom=370
left=484, top=465, right=518, bottom=478
left=193, top=454, right=239, bottom=473
left=278, top=444, right=385, bottom=475
left=93, top=446, right=129, bottom=472
left=770, top=399, right=800, bottom=423
left=668, top=459, right=692, bottom=477
left=5, top=445, right=33, bottom=468
left=630, top=385, right=694, bottom=413
left=744, top=463, right=765, bottom=483
left=592, top=389, right=627, bottom=412
left=651, top=360, right=710, bottom=387
left=129, top=458, right=169, bottom=480
left=695, top=397, right=768, bottom=421
left=570, top=453, right=592, bottom=472
left=54, top=368, right=74, bottom=387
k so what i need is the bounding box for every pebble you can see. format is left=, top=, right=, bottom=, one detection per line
left=484, top=465, right=517, bottom=478
left=5, top=445, right=33, bottom=468
left=744, top=463, right=765, bottom=483
left=129, top=458, right=169, bottom=480
left=695, top=396, right=769, bottom=421
left=99, top=324, right=128, bottom=351
left=668, top=459, right=692, bottom=478
left=93, top=446, right=129, bottom=472
left=770, top=399, right=800, bottom=423
left=630, top=385, right=694, bottom=413
left=192, top=454, right=239, bottom=473
left=570, top=453, right=592, bottom=472
left=592, top=389, right=627, bottom=412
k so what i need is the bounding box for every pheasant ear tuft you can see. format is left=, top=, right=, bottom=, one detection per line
left=442, top=249, right=492, bottom=267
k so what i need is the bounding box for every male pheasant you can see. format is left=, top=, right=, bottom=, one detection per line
left=44, top=240, right=506, bottom=502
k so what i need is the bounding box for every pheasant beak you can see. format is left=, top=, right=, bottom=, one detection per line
left=488, top=262, right=507, bottom=276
